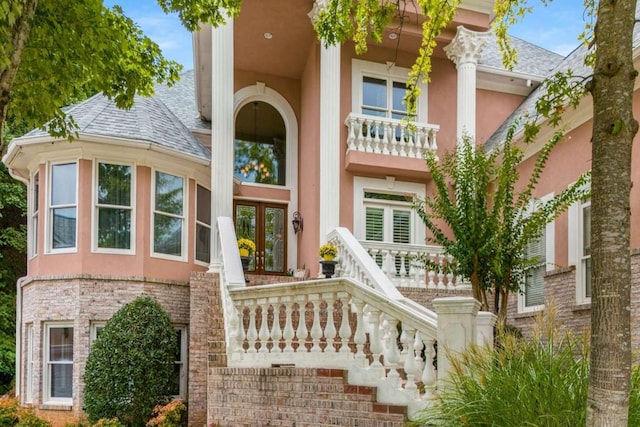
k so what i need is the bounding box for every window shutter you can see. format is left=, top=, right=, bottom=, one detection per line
left=365, top=207, right=384, bottom=241
left=393, top=210, right=411, bottom=244
left=525, top=232, right=546, bottom=307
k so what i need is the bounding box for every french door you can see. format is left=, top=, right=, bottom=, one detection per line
left=234, top=201, right=287, bottom=275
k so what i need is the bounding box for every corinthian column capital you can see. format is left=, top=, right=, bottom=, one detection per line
left=444, top=26, right=491, bottom=67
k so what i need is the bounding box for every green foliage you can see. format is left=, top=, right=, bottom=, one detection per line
left=414, top=130, right=590, bottom=320
left=83, top=297, right=177, bottom=426
left=92, top=419, right=126, bottom=427
left=412, top=310, right=591, bottom=426
left=0, top=0, right=183, bottom=146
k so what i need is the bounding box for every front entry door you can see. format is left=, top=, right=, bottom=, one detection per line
left=234, top=201, right=287, bottom=274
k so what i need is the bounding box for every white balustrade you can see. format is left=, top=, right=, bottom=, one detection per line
left=357, top=240, right=459, bottom=289
left=345, top=113, right=439, bottom=158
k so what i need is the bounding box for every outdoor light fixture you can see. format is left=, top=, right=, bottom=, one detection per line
left=292, top=212, right=303, bottom=234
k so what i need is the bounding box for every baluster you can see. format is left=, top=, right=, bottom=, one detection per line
left=427, top=260, right=437, bottom=289
left=356, top=117, right=366, bottom=152
left=228, top=306, right=243, bottom=355
left=402, top=326, right=419, bottom=398
left=381, top=122, right=390, bottom=154
left=364, top=119, right=374, bottom=152
left=399, top=252, right=408, bottom=286
left=437, top=256, right=446, bottom=289
left=384, top=317, right=401, bottom=386
left=246, top=301, right=258, bottom=354
left=390, top=123, right=399, bottom=156
left=414, top=127, right=423, bottom=156
left=347, top=116, right=357, bottom=151
left=414, top=331, right=426, bottom=382
left=323, top=293, right=337, bottom=353
left=295, top=295, right=309, bottom=353
left=430, top=128, right=438, bottom=152
left=258, top=300, right=270, bottom=353
left=398, top=125, right=407, bottom=157
left=351, top=299, right=367, bottom=362
left=338, top=292, right=352, bottom=353
left=269, top=298, right=283, bottom=352
left=368, top=308, right=383, bottom=368
left=406, top=127, right=416, bottom=158
left=422, top=338, right=437, bottom=400
left=282, top=296, right=295, bottom=353
left=309, top=294, right=323, bottom=352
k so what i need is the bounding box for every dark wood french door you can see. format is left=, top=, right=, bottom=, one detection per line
left=234, top=201, right=287, bottom=274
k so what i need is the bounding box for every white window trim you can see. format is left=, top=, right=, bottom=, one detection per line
left=517, top=193, right=555, bottom=314
left=92, top=160, right=136, bottom=255
left=174, top=325, right=188, bottom=399
left=29, top=170, right=39, bottom=259
left=569, top=195, right=591, bottom=305
left=25, top=323, right=34, bottom=403
left=43, top=322, right=74, bottom=406
left=89, top=321, right=107, bottom=347
left=351, top=59, right=428, bottom=122
left=46, top=161, right=78, bottom=254
left=194, top=184, right=211, bottom=267
left=151, top=169, right=188, bottom=262
left=353, top=176, right=425, bottom=243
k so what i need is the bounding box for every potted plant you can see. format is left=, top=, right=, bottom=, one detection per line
left=319, top=243, right=338, bottom=278
left=318, top=243, right=337, bottom=261
left=237, top=238, right=256, bottom=272
left=237, top=238, right=256, bottom=257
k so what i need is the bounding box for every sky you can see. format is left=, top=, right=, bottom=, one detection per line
left=105, top=0, right=590, bottom=70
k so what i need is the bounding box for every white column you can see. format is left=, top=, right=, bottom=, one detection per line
left=209, top=18, right=234, bottom=273
left=432, top=296, right=481, bottom=388
left=444, top=26, right=490, bottom=143
left=319, top=43, right=341, bottom=242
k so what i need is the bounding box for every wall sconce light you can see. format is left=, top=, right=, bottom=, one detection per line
left=292, top=211, right=303, bottom=234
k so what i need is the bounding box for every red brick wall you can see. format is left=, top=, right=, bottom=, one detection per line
left=207, top=368, right=406, bottom=426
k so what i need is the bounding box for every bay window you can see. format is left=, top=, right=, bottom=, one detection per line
left=49, top=162, right=77, bottom=251
left=153, top=171, right=185, bottom=258
left=95, top=162, right=133, bottom=251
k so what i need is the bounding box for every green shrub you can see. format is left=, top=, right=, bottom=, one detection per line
left=83, top=296, right=177, bottom=426
left=92, top=418, right=125, bottom=427
left=414, top=310, right=590, bottom=426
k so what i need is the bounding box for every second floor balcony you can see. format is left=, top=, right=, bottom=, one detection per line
left=344, top=113, right=439, bottom=180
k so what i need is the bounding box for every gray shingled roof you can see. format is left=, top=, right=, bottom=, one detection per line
left=486, top=6, right=640, bottom=151
left=154, top=70, right=211, bottom=131
left=479, top=34, right=564, bottom=77
left=21, top=78, right=210, bottom=161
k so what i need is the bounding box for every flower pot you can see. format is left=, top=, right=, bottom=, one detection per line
left=320, top=260, right=337, bottom=279
left=239, top=248, right=249, bottom=257
left=240, top=256, right=252, bottom=271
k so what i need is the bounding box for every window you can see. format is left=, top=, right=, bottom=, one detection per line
left=153, top=171, right=185, bottom=258
left=44, top=324, right=73, bottom=404
left=49, top=162, right=77, bottom=251
left=518, top=194, right=555, bottom=313
left=352, top=59, right=428, bottom=121
left=95, top=162, right=133, bottom=251
left=30, top=171, right=39, bottom=257
left=580, top=201, right=592, bottom=300
left=569, top=196, right=591, bottom=304
left=195, top=185, right=211, bottom=264
left=89, top=322, right=106, bottom=346
left=172, top=327, right=187, bottom=398
left=523, top=232, right=546, bottom=309
left=25, top=324, right=34, bottom=403
left=234, top=101, right=286, bottom=186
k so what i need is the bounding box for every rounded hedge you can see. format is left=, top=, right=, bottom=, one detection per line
left=83, top=296, right=177, bottom=426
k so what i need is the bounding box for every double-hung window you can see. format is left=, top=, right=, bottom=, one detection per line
left=25, top=324, right=34, bottom=403
left=172, top=326, right=187, bottom=398
left=49, top=162, right=77, bottom=251
left=195, top=185, right=211, bottom=264
left=44, top=324, right=73, bottom=404
left=30, top=171, right=39, bottom=257
left=95, top=162, right=133, bottom=252
left=569, top=196, right=591, bottom=304
left=153, top=171, right=185, bottom=258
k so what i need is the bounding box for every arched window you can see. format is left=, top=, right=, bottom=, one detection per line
left=234, top=101, right=286, bottom=186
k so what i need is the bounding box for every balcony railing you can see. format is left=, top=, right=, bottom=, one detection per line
left=345, top=113, right=439, bottom=158
left=358, top=241, right=466, bottom=289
